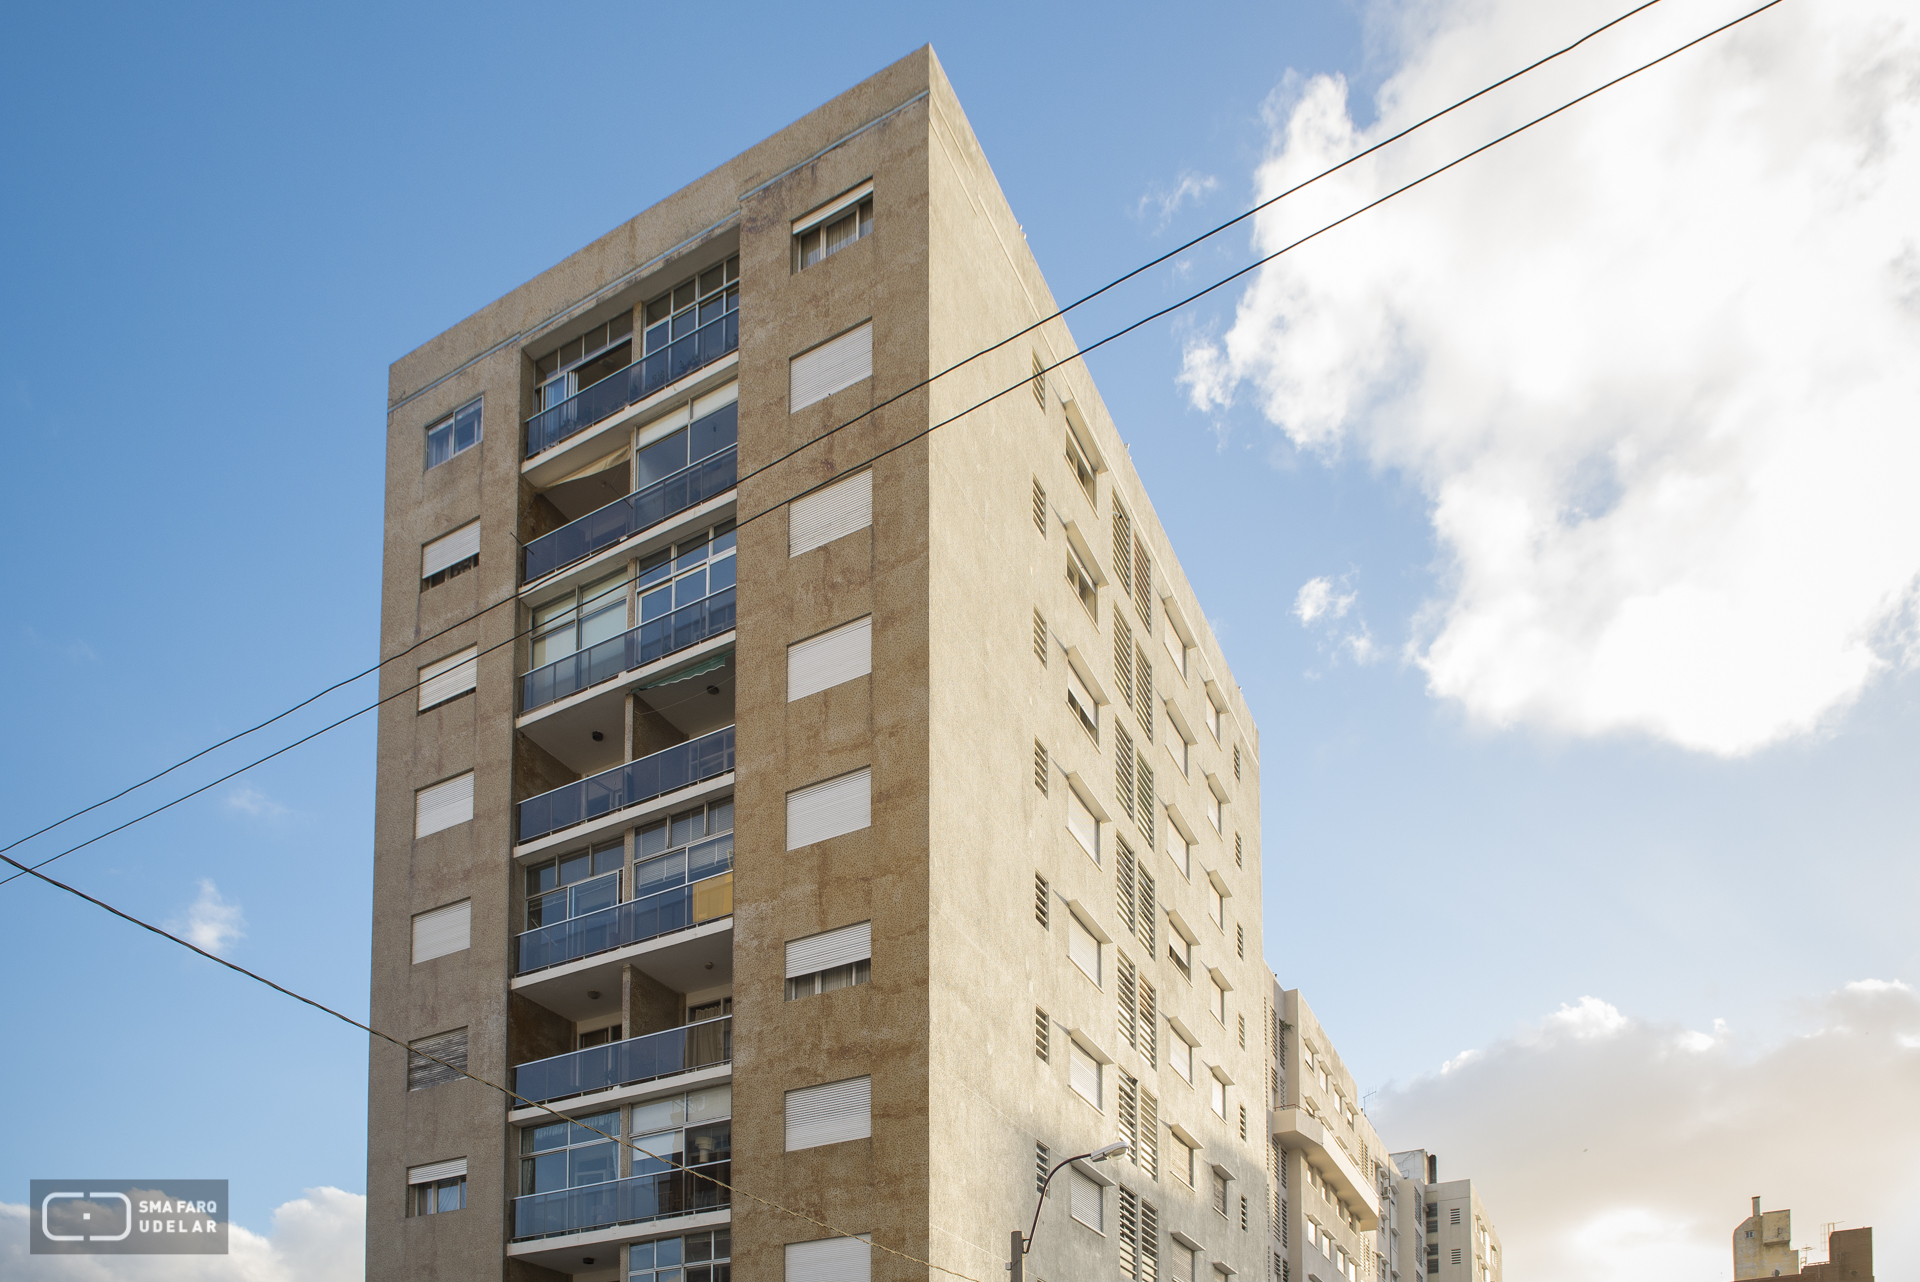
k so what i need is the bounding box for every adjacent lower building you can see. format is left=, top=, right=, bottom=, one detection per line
left=370, top=47, right=1273, bottom=1282
left=1733, top=1198, right=1874, bottom=1282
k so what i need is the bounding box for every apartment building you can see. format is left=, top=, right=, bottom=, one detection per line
left=369, top=47, right=1269, bottom=1282
left=1407, top=1168, right=1501, bottom=1282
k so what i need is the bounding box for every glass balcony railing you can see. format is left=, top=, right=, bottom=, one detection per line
left=517, top=726, right=735, bottom=845
left=522, top=588, right=735, bottom=714
left=516, top=867, right=733, bottom=975
left=514, top=1016, right=732, bottom=1106
left=512, top=1161, right=730, bottom=1241
left=525, top=310, right=740, bottom=458
left=523, top=446, right=739, bottom=583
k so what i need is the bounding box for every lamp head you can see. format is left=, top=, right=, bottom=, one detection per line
left=1088, top=1139, right=1130, bottom=1163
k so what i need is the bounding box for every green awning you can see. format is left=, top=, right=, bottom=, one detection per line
left=637, top=649, right=732, bottom=690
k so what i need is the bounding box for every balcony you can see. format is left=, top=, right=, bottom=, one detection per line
left=512, top=1162, right=730, bottom=1241
left=515, top=1016, right=731, bottom=1107
left=522, top=589, right=736, bottom=714
left=518, top=845, right=733, bottom=975
left=518, top=726, right=735, bottom=845
left=525, top=310, right=739, bottom=459
left=524, top=446, right=739, bottom=584
left=1271, top=1106, right=1381, bottom=1230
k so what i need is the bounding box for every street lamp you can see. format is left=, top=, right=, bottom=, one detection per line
left=1010, top=1139, right=1130, bottom=1281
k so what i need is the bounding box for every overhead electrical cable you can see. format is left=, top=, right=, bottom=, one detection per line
left=1, top=0, right=1783, bottom=889
left=0, top=0, right=1676, bottom=859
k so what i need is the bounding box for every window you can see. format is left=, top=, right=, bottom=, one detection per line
left=1034, top=608, right=1048, bottom=663
left=790, top=321, right=873, bottom=412
left=786, top=767, right=871, bottom=849
left=630, top=798, right=734, bottom=894
left=1211, top=1074, right=1226, bottom=1118
left=1035, top=1008, right=1051, bottom=1062
left=1170, top=1028, right=1195, bottom=1084
left=788, top=615, right=872, bottom=701
left=519, top=1109, right=621, bottom=1193
left=785, top=1077, right=871, bottom=1150
left=414, top=772, right=473, bottom=839
left=1119, top=1187, right=1160, bottom=1281
left=1065, top=430, right=1096, bottom=505
left=421, top=520, right=480, bottom=588
left=1169, top=825, right=1192, bottom=879
left=1068, top=913, right=1102, bottom=985
left=1035, top=873, right=1051, bottom=928
left=785, top=920, right=872, bottom=999
left=531, top=568, right=630, bottom=668
left=1162, top=619, right=1186, bottom=675
left=1204, top=695, right=1221, bottom=741
left=1069, top=1039, right=1103, bottom=1107
left=525, top=839, right=625, bottom=930
left=1069, top=1167, right=1103, bottom=1231
left=1168, top=927, right=1193, bottom=981
left=1067, top=661, right=1100, bottom=741
left=790, top=469, right=873, bottom=554
left=1134, top=644, right=1155, bottom=739
left=1067, top=785, right=1100, bottom=861
left=644, top=256, right=739, bottom=368
left=1206, top=788, right=1222, bottom=833
left=635, top=1230, right=731, bottom=1282
left=636, top=521, right=734, bottom=634
left=408, top=1028, right=468, bottom=1090
left=1067, top=539, right=1099, bottom=616
left=424, top=399, right=483, bottom=469
left=1171, top=1240, right=1197, bottom=1282
left=786, top=1235, right=871, bottom=1282
left=418, top=645, right=477, bottom=711
left=1207, top=880, right=1224, bottom=929
left=407, top=1159, right=466, bottom=1216
left=1033, top=477, right=1048, bottom=533
left=411, top=900, right=471, bottom=963
left=795, top=187, right=873, bottom=269
left=1034, top=740, right=1049, bottom=795
left=1212, top=1171, right=1230, bottom=1217
left=1210, top=976, right=1227, bottom=1025
left=1171, top=1133, right=1196, bottom=1187
left=534, top=312, right=636, bottom=412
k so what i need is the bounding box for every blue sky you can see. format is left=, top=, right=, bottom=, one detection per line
left=5, top=1, right=1917, bottom=1277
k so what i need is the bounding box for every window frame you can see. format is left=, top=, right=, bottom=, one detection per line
left=424, top=398, right=483, bottom=470
left=793, top=182, right=876, bottom=271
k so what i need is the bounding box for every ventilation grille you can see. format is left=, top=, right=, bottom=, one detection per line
left=1033, top=609, right=1048, bottom=664
left=1035, top=1008, right=1051, bottom=1062
left=1034, top=741, right=1049, bottom=795
left=1032, top=477, right=1047, bottom=532
left=1035, top=873, right=1051, bottom=929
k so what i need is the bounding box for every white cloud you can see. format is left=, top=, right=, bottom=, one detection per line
left=1184, top=0, right=1920, bottom=755
left=1294, top=575, right=1357, bottom=624
left=1373, top=982, right=1920, bottom=1281
left=171, top=879, right=246, bottom=954
left=1138, top=171, right=1221, bottom=229
left=0, top=1187, right=364, bottom=1282
left=225, top=786, right=290, bottom=821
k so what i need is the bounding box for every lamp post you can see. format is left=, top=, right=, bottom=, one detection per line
left=1010, top=1139, right=1129, bottom=1281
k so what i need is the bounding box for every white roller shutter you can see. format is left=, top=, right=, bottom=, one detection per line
left=785, top=1235, right=872, bottom=1282
left=1070, top=1167, right=1104, bottom=1231
left=411, top=900, right=471, bottom=963
left=415, top=772, right=474, bottom=838
left=785, top=1076, right=872, bottom=1151
left=789, top=322, right=872, bottom=412
left=786, top=921, right=873, bottom=978
left=1070, top=1040, right=1102, bottom=1106
left=422, top=520, right=480, bottom=578
left=407, top=1157, right=467, bottom=1185
left=1067, top=786, right=1099, bottom=860
left=786, top=768, right=871, bottom=850
left=788, top=617, right=872, bottom=701
left=1068, top=914, right=1101, bottom=983
left=418, top=646, right=478, bottom=710
left=789, top=470, right=873, bottom=556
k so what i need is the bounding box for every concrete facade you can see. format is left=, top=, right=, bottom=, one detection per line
left=370, top=48, right=1270, bottom=1282
left=1731, top=1199, right=1874, bottom=1282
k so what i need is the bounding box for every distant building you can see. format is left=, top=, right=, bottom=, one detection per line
left=1732, top=1198, right=1874, bottom=1282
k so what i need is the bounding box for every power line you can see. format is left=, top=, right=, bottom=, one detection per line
left=1, top=0, right=1782, bottom=889
left=0, top=844, right=993, bottom=1282
left=0, top=0, right=1677, bottom=862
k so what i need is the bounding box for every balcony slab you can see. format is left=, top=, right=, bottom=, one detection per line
left=518, top=631, right=736, bottom=736
left=506, top=1207, right=729, bottom=1274
left=511, top=915, right=732, bottom=1021
left=514, top=772, right=736, bottom=864
left=523, top=354, right=738, bottom=489
left=520, top=491, right=737, bottom=604
left=1270, top=1106, right=1381, bottom=1230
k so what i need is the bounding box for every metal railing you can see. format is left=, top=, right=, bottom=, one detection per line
left=516, top=868, right=733, bottom=974
left=517, top=726, right=735, bottom=844
left=522, top=446, right=739, bottom=582
left=524, top=311, right=740, bottom=457
left=521, top=589, right=735, bottom=713
left=511, top=1161, right=730, bottom=1241
left=514, top=1016, right=731, bottom=1106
